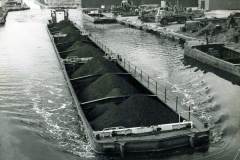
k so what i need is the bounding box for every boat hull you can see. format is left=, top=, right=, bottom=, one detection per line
left=83, top=13, right=117, bottom=24
left=185, top=43, right=240, bottom=77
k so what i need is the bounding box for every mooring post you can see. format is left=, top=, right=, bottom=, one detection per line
left=124, top=59, right=125, bottom=68
left=179, top=112, right=181, bottom=123
left=176, top=96, right=178, bottom=112
left=141, top=70, right=143, bottom=81
left=165, top=88, right=167, bottom=103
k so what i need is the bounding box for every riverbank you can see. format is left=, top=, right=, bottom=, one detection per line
left=116, top=16, right=200, bottom=42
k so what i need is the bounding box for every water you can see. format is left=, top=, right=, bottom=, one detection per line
left=1, top=1, right=240, bottom=159
left=0, top=1, right=93, bottom=160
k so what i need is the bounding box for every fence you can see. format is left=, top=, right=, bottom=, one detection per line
left=73, top=23, right=197, bottom=123
left=88, top=33, right=185, bottom=114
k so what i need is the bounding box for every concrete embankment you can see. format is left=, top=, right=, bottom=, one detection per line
left=116, top=16, right=199, bottom=43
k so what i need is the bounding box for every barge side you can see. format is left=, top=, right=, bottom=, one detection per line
left=185, top=43, right=240, bottom=78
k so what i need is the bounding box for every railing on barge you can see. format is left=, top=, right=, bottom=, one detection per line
left=73, top=23, right=207, bottom=130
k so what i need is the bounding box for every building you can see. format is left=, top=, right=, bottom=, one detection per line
left=164, top=0, right=198, bottom=8
left=199, top=0, right=240, bottom=10
left=0, top=0, right=8, bottom=7
left=45, top=0, right=81, bottom=8
left=82, top=0, right=198, bottom=8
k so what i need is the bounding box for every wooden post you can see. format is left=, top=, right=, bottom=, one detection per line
left=124, top=59, right=126, bottom=68
left=134, top=66, right=137, bottom=75
left=129, top=62, right=131, bottom=72
left=141, top=70, right=143, bottom=81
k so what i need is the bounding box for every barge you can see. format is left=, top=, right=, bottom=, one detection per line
left=0, top=10, right=8, bottom=25
left=185, top=43, right=240, bottom=77
left=5, top=0, right=30, bottom=11
left=83, top=9, right=117, bottom=24
left=47, top=20, right=210, bottom=157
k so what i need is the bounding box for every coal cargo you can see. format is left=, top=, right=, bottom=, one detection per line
left=90, top=95, right=180, bottom=131
left=79, top=73, right=139, bottom=102
left=71, top=57, right=122, bottom=78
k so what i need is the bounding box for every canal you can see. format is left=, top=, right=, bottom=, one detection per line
left=0, top=1, right=240, bottom=159
left=0, top=1, right=93, bottom=160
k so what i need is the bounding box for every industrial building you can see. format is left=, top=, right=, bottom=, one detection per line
left=82, top=0, right=198, bottom=8
left=43, top=0, right=81, bottom=7
left=199, top=0, right=240, bottom=10
left=165, top=0, right=198, bottom=8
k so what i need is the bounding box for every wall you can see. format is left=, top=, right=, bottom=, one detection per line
left=210, top=0, right=240, bottom=10
left=82, top=0, right=198, bottom=8
left=199, top=0, right=240, bottom=10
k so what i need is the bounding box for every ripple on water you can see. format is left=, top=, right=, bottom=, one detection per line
left=31, top=90, right=94, bottom=158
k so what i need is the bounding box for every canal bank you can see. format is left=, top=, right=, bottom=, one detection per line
left=116, top=16, right=199, bottom=42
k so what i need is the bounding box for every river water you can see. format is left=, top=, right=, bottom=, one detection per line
left=0, top=1, right=240, bottom=159
left=0, top=1, right=93, bottom=160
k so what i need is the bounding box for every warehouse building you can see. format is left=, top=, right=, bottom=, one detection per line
left=199, top=0, right=240, bottom=10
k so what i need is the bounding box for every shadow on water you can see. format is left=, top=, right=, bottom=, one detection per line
left=183, top=56, right=240, bottom=86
